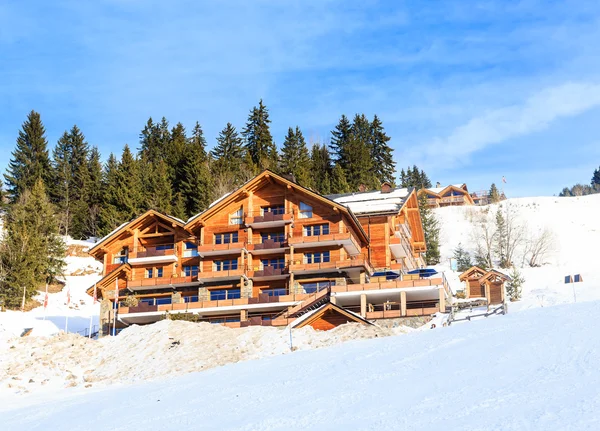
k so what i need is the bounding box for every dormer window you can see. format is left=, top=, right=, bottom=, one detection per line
left=299, top=202, right=312, bottom=219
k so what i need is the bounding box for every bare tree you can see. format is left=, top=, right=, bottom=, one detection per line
left=495, top=204, right=526, bottom=268
left=522, top=227, right=554, bottom=267
left=470, top=212, right=496, bottom=269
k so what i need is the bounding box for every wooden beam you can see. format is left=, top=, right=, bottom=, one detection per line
left=139, top=232, right=174, bottom=238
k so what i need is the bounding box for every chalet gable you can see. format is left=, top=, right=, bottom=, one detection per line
left=89, top=210, right=187, bottom=260
left=186, top=170, right=369, bottom=245
left=459, top=266, right=488, bottom=281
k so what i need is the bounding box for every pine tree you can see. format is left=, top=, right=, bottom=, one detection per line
left=330, top=163, right=350, bottom=194
left=329, top=115, right=352, bottom=168
left=168, top=122, right=189, bottom=189
left=279, top=127, right=313, bottom=188
left=0, top=180, right=65, bottom=308
left=494, top=207, right=508, bottom=268
left=212, top=123, right=245, bottom=174
left=99, top=154, right=122, bottom=235
left=489, top=183, right=501, bottom=203
left=399, top=165, right=431, bottom=189
left=242, top=100, right=278, bottom=171
left=139, top=118, right=161, bottom=164
left=171, top=192, right=187, bottom=220
left=181, top=129, right=213, bottom=217
left=453, top=243, right=473, bottom=272
left=344, top=134, right=374, bottom=191
left=592, top=167, right=600, bottom=187
left=51, top=131, right=73, bottom=235
left=419, top=193, right=441, bottom=265
left=117, top=145, right=144, bottom=218
left=144, top=159, right=173, bottom=214
left=4, top=110, right=52, bottom=202
left=311, top=143, right=332, bottom=194
left=506, top=267, right=525, bottom=301
left=85, top=147, right=103, bottom=238
left=68, top=126, right=91, bottom=239
left=370, top=115, right=395, bottom=186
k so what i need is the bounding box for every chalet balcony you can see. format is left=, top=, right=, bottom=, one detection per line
left=244, top=211, right=293, bottom=229
left=289, top=256, right=373, bottom=275
left=197, top=268, right=246, bottom=283
left=197, top=242, right=244, bottom=257
left=439, top=196, right=467, bottom=206
left=426, top=198, right=439, bottom=207
left=126, top=275, right=198, bottom=292
left=288, top=232, right=361, bottom=256
left=127, top=245, right=178, bottom=265
left=250, top=265, right=289, bottom=281
left=246, top=239, right=289, bottom=255
left=389, top=235, right=411, bottom=259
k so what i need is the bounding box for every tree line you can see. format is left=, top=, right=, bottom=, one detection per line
left=559, top=166, right=600, bottom=197
left=2, top=103, right=401, bottom=240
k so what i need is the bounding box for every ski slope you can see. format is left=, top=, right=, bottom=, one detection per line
left=2, top=300, right=599, bottom=431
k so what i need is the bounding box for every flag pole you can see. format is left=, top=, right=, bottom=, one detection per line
left=112, top=279, right=118, bottom=336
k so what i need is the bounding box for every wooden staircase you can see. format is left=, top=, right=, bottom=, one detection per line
left=274, top=287, right=331, bottom=320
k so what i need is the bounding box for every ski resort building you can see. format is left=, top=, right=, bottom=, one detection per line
left=418, top=183, right=475, bottom=208
left=87, top=171, right=449, bottom=334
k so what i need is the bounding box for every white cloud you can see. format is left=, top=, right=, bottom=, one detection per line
left=415, top=82, right=600, bottom=168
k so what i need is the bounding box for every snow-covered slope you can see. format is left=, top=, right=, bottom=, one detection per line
left=2, top=300, right=600, bottom=431
left=434, top=194, right=600, bottom=311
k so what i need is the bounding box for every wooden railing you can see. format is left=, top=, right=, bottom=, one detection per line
left=127, top=276, right=196, bottom=289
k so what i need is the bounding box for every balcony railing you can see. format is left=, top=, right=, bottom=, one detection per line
left=247, top=239, right=288, bottom=253
left=288, top=232, right=361, bottom=255
left=251, top=265, right=289, bottom=279
left=127, top=275, right=197, bottom=290
left=289, top=255, right=373, bottom=274
left=197, top=242, right=245, bottom=257
left=440, top=196, right=466, bottom=204
left=244, top=211, right=293, bottom=227
left=130, top=245, right=176, bottom=259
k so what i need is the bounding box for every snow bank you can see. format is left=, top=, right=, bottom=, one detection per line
left=3, top=300, right=600, bottom=430
left=0, top=319, right=412, bottom=396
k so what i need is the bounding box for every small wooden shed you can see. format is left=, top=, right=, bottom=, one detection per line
left=458, top=266, right=488, bottom=298
left=459, top=267, right=510, bottom=305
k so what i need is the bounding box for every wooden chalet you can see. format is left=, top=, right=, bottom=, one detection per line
left=88, top=171, right=449, bottom=334
left=418, top=184, right=475, bottom=209
left=459, top=266, right=510, bottom=305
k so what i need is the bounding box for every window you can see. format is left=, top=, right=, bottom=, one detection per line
left=215, top=232, right=238, bottom=245
left=261, top=258, right=285, bottom=269
left=155, top=297, right=172, bottom=305
left=184, top=265, right=199, bottom=277
left=184, top=295, right=199, bottom=303
left=303, top=223, right=329, bottom=236
left=214, top=259, right=238, bottom=271
left=146, top=268, right=153, bottom=278
left=263, top=287, right=288, bottom=297
left=261, top=205, right=285, bottom=215
left=230, top=207, right=243, bottom=225
left=261, top=231, right=285, bottom=243
left=183, top=242, right=198, bottom=257
left=156, top=267, right=163, bottom=278
left=210, top=289, right=241, bottom=300
left=300, top=281, right=332, bottom=294
left=304, top=251, right=330, bottom=264
left=113, top=247, right=128, bottom=264
left=155, top=244, right=174, bottom=251
left=299, top=202, right=312, bottom=219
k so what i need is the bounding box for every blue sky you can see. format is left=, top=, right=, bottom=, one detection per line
left=1, top=0, right=600, bottom=197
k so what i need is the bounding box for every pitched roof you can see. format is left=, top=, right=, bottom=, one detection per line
left=88, top=210, right=186, bottom=256
left=292, top=302, right=372, bottom=329
left=458, top=266, right=488, bottom=281
left=186, top=170, right=370, bottom=244
left=479, top=269, right=512, bottom=284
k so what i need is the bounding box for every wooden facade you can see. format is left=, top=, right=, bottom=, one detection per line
left=88, top=171, right=447, bottom=333
left=418, top=184, right=475, bottom=209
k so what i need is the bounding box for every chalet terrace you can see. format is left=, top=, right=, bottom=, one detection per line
left=87, top=171, right=450, bottom=334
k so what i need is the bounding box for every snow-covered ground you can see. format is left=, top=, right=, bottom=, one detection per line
left=2, top=300, right=600, bottom=430
left=434, top=194, right=600, bottom=312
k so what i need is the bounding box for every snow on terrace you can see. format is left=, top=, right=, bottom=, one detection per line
left=2, top=300, right=600, bottom=431
left=328, top=187, right=411, bottom=214
left=432, top=194, right=600, bottom=311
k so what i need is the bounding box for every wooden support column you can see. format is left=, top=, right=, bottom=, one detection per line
left=200, top=226, right=205, bottom=245
left=240, top=309, right=248, bottom=321
left=289, top=245, right=294, bottom=265
left=103, top=254, right=108, bottom=276
left=133, top=228, right=139, bottom=253
left=400, top=291, right=407, bottom=317
left=360, top=294, right=367, bottom=318
left=438, top=287, right=446, bottom=313
left=484, top=282, right=491, bottom=307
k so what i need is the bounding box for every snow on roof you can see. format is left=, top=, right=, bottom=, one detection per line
left=426, top=184, right=465, bottom=194
left=327, top=188, right=411, bottom=215
left=91, top=222, right=128, bottom=249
